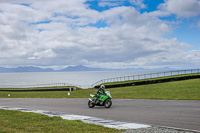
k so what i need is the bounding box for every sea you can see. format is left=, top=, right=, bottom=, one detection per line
left=0, top=69, right=171, bottom=89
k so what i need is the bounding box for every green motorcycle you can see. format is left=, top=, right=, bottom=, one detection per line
left=88, top=91, right=112, bottom=108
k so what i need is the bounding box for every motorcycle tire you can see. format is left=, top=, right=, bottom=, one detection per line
left=88, top=100, right=95, bottom=108
left=104, top=100, right=112, bottom=108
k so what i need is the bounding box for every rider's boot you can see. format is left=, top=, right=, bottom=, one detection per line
left=93, top=99, right=96, bottom=103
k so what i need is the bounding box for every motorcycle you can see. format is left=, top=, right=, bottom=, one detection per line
left=88, top=91, right=112, bottom=108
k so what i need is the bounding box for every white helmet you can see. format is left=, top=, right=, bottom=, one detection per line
left=100, top=85, right=105, bottom=89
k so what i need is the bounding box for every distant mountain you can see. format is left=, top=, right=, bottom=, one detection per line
left=14, top=66, right=54, bottom=72
left=0, top=66, right=54, bottom=73
left=0, top=67, right=14, bottom=73
left=59, top=65, right=102, bottom=71
left=0, top=65, right=173, bottom=73
left=0, top=65, right=102, bottom=73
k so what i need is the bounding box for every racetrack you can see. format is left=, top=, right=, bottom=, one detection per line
left=0, top=98, right=199, bottom=131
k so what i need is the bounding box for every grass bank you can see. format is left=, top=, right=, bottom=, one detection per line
left=100, top=73, right=200, bottom=86
left=0, top=77, right=200, bottom=100
left=0, top=109, right=121, bottom=133
left=108, top=78, right=200, bottom=100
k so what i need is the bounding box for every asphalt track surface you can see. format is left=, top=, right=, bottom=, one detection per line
left=0, top=98, right=199, bottom=131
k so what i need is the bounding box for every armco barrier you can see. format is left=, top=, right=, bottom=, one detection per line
left=94, top=75, right=200, bottom=89
left=0, top=88, right=76, bottom=92
left=92, top=68, right=200, bottom=87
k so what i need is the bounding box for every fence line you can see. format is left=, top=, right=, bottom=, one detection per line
left=0, top=83, right=80, bottom=88
left=92, top=68, right=200, bottom=87
left=29, top=83, right=79, bottom=88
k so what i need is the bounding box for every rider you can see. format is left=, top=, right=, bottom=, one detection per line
left=97, top=85, right=106, bottom=96
left=94, top=85, right=106, bottom=103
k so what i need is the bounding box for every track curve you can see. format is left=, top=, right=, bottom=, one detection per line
left=0, top=98, right=199, bottom=131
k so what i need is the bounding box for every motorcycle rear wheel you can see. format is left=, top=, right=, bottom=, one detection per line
left=88, top=100, right=95, bottom=108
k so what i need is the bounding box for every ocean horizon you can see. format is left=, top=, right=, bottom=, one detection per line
left=0, top=70, right=168, bottom=88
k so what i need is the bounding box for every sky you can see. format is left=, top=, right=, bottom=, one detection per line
left=0, top=0, right=200, bottom=70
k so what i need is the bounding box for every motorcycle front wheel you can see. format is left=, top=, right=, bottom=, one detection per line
left=88, top=100, right=95, bottom=108
left=104, top=100, right=112, bottom=108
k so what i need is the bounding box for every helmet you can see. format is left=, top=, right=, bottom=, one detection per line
left=100, top=85, right=105, bottom=89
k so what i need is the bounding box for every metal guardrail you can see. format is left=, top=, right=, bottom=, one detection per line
left=28, top=83, right=78, bottom=88
left=0, top=88, right=76, bottom=92
left=0, top=83, right=79, bottom=88
left=92, top=68, right=200, bottom=87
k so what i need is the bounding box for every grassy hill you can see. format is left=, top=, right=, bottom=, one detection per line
left=107, top=78, right=200, bottom=100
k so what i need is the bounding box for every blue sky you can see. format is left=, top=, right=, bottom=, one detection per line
left=166, top=25, right=200, bottom=50
left=86, top=0, right=200, bottom=50
left=86, top=0, right=165, bottom=12
left=0, top=0, right=200, bottom=69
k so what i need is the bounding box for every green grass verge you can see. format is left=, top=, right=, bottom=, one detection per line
left=0, top=78, right=200, bottom=100
left=0, top=109, right=122, bottom=133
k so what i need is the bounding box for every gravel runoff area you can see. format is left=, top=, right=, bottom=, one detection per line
left=125, top=126, right=200, bottom=133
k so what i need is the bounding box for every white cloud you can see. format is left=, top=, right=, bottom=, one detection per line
left=96, top=0, right=146, bottom=10
left=29, top=49, right=56, bottom=59
left=0, top=0, right=199, bottom=69
left=157, top=0, right=200, bottom=18
left=98, top=0, right=124, bottom=7
left=129, top=0, right=146, bottom=9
